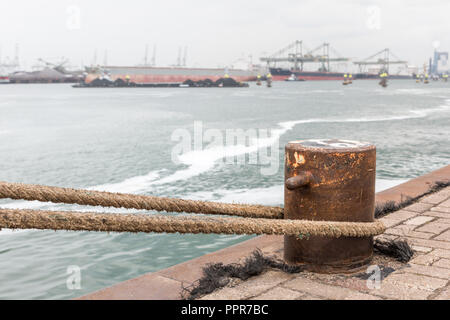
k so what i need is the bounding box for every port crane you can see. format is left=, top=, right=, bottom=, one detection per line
left=260, top=41, right=350, bottom=72
left=37, top=57, right=69, bottom=73
left=353, top=48, right=408, bottom=74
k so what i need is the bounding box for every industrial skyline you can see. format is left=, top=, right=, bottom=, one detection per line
left=0, top=0, right=449, bottom=69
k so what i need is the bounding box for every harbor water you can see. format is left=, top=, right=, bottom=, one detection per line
left=0, top=80, right=449, bottom=299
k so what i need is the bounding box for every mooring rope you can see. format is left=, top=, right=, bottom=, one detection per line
left=0, top=181, right=386, bottom=237
left=0, top=181, right=283, bottom=219
left=0, top=208, right=385, bottom=238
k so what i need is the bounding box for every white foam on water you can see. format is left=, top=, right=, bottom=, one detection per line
left=232, top=91, right=255, bottom=97
left=89, top=170, right=164, bottom=193
left=82, top=102, right=450, bottom=191
left=376, top=179, right=409, bottom=192
left=394, top=88, right=433, bottom=95
left=183, top=178, right=409, bottom=207
left=185, top=185, right=284, bottom=206
left=0, top=102, right=445, bottom=228
left=0, top=229, right=29, bottom=236
left=409, top=104, right=450, bottom=117
left=307, top=89, right=344, bottom=94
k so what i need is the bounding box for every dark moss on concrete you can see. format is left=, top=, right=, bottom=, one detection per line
left=375, top=180, right=450, bottom=218
left=182, top=249, right=304, bottom=300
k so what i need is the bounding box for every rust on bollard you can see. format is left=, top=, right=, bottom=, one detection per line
left=284, top=139, right=376, bottom=273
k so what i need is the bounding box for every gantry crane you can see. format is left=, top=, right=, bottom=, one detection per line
left=260, top=41, right=350, bottom=72
left=353, top=48, right=408, bottom=74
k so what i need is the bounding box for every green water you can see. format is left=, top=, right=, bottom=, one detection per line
left=0, top=80, right=449, bottom=299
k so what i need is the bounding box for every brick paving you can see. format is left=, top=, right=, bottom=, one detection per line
left=200, top=186, right=450, bottom=300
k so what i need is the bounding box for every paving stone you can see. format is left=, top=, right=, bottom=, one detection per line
left=402, top=263, right=450, bottom=280
left=415, top=221, right=450, bottom=234
left=228, top=270, right=294, bottom=298
left=420, top=193, right=450, bottom=205
left=411, top=253, right=441, bottom=266
left=384, top=272, right=447, bottom=291
left=433, top=259, right=450, bottom=269
left=429, top=249, right=450, bottom=259
left=282, top=277, right=374, bottom=300
left=387, top=210, right=421, bottom=221
left=403, top=203, right=434, bottom=213
left=385, top=226, right=433, bottom=239
left=199, top=287, right=250, bottom=300
left=344, top=292, right=383, bottom=300
left=404, top=216, right=435, bottom=226
left=405, top=237, right=450, bottom=250
left=439, top=199, right=450, bottom=208
left=437, top=218, right=450, bottom=224
left=435, top=230, right=450, bottom=242
left=411, top=246, right=433, bottom=253
left=378, top=217, right=403, bottom=228
left=431, top=206, right=450, bottom=214
left=298, top=294, right=323, bottom=300
left=368, top=282, right=431, bottom=300
left=425, top=211, right=450, bottom=219
left=434, top=287, right=450, bottom=300
left=374, top=234, right=398, bottom=242
left=251, top=287, right=304, bottom=300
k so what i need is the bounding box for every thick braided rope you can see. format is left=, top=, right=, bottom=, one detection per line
left=0, top=208, right=386, bottom=238
left=0, top=181, right=283, bottom=219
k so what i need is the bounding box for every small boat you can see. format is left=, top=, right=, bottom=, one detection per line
left=266, top=73, right=273, bottom=87
left=285, top=74, right=305, bottom=82
left=0, top=76, right=10, bottom=84
left=256, top=75, right=262, bottom=86
left=342, top=74, right=349, bottom=85
left=378, top=72, right=388, bottom=87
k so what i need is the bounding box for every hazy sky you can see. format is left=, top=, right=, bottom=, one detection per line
left=1, top=0, right=449, bottom=69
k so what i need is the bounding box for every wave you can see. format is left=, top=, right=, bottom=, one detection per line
left=71, top=102, right=450, bottom=192
left=90, top=170, right=164, bottom=193
left=0, top=103, right=446, bottom=216
left=180, top=178, right=409, bottom=207
left=394, top=88, right=432, bottom=95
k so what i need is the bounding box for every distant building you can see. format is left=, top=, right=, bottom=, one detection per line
left=431, top=50, right=448, bottom=74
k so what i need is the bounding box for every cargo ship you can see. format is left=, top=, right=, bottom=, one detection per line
left=8, top=68, right=83, bottom=83
left=269, top=67, right=412, bottom=81
left=84, top=66, right=258, bottom=84
left=270, top=68, right=344, bottom=81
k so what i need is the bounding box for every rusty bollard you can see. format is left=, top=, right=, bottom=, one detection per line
left=284, top=139, right=376, bottom=273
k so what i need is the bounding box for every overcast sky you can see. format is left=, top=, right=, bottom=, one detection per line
left=0, top=0, right=448, bottom=69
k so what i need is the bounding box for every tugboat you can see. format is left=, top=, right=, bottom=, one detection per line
left=256, top=75, right=262, bottom=86
left=379, top=72, right=388, bottom=87
left=342, top=74, right=349, bottom=85
left=284, top=74, right=305, bottom=82
left=266, top=73, right=272, bottom=87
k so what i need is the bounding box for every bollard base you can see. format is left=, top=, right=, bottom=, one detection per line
left=284, top=235, right=373, bottom=274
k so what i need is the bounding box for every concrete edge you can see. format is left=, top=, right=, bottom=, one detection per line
left=78, top=164, right=450, bottom=300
